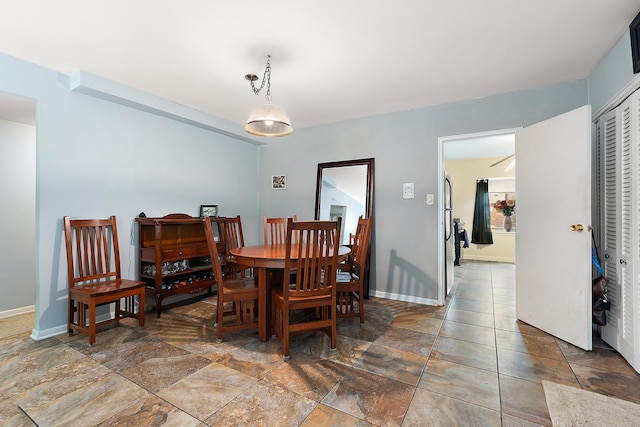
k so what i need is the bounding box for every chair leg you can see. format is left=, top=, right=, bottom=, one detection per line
left=115, top=297, right=122, bottom=320
left=271, top=297, right=278, bottom=339
left=68, top=298, right=75, bottom=336
left=282, top=307, right=290, bottom=360
left=138, top=291, right=145, bottom=326
left=216, top=297, right=224, bottom=343
left=330, top=309, right=337, bottom=351
left=88, top=301, right=97, bottom=345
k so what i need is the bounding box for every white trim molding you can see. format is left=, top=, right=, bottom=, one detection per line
left=592, top=73, right=640, bottom=122
left=0, top=305, right=35, bottom=319
left=370, top=290, right=441, bottom=306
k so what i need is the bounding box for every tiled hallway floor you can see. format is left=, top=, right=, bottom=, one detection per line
left=1, top=262, right=639, bottom=426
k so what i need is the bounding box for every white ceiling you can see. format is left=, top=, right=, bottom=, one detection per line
left=444, top=133, right=515, bottom=160
left=0, top=1, right=639, bottom=134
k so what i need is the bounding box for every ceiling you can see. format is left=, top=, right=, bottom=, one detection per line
left=444, top=133, right=515, bottom=160
left=0, top=1, right=639, bottom=134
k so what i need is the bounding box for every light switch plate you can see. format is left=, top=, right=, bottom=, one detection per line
left=426, top=193, right=435, bottom=205
left=403, top=183, right=415, bottom=199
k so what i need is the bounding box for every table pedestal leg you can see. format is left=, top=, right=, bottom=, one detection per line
left=257, top=267, right=267, bottom=341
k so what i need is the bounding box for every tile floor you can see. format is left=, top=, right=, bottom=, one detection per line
left=1, top=261, right=639, bottom=426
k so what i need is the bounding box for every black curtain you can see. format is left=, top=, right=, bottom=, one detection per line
left=471, top=179, right=493, bottom=245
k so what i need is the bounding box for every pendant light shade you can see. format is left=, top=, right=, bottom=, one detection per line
left=244, top=55, right=293, bottom=137
left=244, top=103, right=293, bottom=137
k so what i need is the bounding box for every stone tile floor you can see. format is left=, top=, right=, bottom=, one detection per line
left=1, top=261, right=639, bottom=426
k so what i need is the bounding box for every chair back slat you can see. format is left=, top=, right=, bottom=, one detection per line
left=64, top=216, right=121, bottom=287
left=264, top=215, right=297, bottom=245
left=223, top=215, right=245, bottom=251
left=284, top=218, right=341, bottom=297
left=206, top=217, right=227, bottom=246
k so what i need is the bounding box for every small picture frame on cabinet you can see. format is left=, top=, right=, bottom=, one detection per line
left=199, top=205, right=219, bottom=218
left=272, top=174, right=286, bottom=190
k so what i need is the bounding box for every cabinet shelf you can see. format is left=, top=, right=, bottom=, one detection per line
left=140, top=264, right=213, bottom=280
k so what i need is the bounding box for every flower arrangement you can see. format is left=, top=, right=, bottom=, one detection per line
left=493, top=199, right=515, bottom=216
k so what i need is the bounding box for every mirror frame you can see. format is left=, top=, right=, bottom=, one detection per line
left=315, top=158, right=374, bottom=298
left=314, top=158, right=375, bottom=221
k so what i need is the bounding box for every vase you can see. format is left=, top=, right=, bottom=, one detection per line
left=503, top=215, right=513, bottom=232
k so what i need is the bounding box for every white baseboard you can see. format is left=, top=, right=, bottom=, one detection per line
left=30, top=324, right=67, bottom=341
left=462, top=255, right=515, bottom=263
left=0, top=305, right=35, bottom=319
left=29, top=312, right=113, bottom=341
left=370, top=290, right=441, bottom=306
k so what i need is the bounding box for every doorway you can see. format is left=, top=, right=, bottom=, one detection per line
left=437, top=128, right=518, bottom=305
left=0, top=93, right=36, bottom=319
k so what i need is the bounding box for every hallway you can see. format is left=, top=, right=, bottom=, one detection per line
left=1, top=261, right=639, bottom=426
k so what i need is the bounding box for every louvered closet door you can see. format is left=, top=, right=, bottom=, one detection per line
left=599, top=92, right=640, bottom=373
left=616, top=94, right=639, bottom=369
left=599, top=108, right=620, bottom=348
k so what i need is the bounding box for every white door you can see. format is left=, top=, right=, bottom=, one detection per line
left=515, top=105, right=593, bottom=351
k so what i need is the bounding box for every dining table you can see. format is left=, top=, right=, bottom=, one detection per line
left=229, top=244, right=351, bottom=341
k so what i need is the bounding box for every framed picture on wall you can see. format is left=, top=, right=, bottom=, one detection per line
left=199, top=205, right=219, bottom=217
left=272, top=174, right=286, bottom=190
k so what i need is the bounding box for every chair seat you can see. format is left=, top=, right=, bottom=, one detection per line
left=70, top=279, right=145, bottom=297
left=273, top=287, right=332, bottom=303
left=222, top=278, right=257, bottom=294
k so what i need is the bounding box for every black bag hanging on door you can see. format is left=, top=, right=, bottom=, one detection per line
left=591, top=232, right=609, bottom=326
left=592, top=274, right=608, bottom=326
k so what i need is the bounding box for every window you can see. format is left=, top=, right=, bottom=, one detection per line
left=488, top=178, right=516, bottom=231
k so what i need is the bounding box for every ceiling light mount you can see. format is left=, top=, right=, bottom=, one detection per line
left=244, top=55, right=293, bottom=137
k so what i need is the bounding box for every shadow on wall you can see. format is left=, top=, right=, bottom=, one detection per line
left=35, top=218, right=71, bottom=335
left=386, top=249, right=435, bottom=301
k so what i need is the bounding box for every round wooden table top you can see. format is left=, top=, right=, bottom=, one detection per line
left=230, top=244, right=350, bottom=268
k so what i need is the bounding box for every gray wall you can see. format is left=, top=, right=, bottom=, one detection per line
left=0, top=52, right=260, bottom=338
left=589, top=29, right=638, bottom=115
left=259, top=81, right=588, bottom=303
left=0, top=119, right=35, bottom=313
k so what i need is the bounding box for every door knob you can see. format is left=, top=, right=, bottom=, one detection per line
left=569, top=224, right=584, bottom=232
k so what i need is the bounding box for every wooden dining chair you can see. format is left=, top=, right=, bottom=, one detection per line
left=264, top=215, right=297, bottom=245
left=63, top=216, right=145, bottom=345
left=271, top=217, right=341, bottom=360
left=336, top=216, right=373, bottom=323
left=204, top=217, right=258, bottom=342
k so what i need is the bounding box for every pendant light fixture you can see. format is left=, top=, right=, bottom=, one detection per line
left=244, top=55, right=293, bottom=137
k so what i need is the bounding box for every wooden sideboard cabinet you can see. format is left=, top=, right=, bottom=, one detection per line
left=136, top=214, right=223, bottom=317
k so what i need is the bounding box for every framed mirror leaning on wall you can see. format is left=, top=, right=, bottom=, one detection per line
left=315, top=158, right=374, bottom=296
